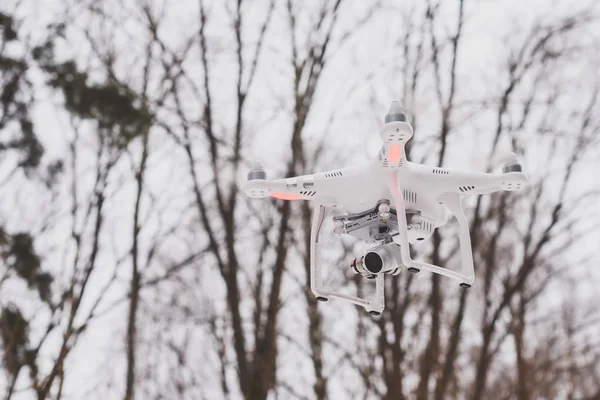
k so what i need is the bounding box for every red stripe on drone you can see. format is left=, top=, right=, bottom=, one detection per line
left=271, top=192, right=302, bottom=200
left=388, top=144, right=402, bottom=163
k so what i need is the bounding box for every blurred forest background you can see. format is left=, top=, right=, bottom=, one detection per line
left=1, top=0, right=600, bottom=399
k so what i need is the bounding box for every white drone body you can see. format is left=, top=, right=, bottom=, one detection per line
left=244, top=102, right=527, bottom=315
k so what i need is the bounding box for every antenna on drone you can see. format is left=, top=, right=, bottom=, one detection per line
left=385, top=101, right=408, bottom=123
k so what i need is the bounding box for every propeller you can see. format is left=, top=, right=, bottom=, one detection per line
left=494, top=152, right=518, bottom=165
left=385, top=101, right=408, bottom=123
left=493, top=152, right=523, bottom=174
left=247, top=159, right=267, bottom=181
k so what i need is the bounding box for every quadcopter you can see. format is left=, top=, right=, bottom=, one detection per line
left=244, top=102, right=527, bottom=315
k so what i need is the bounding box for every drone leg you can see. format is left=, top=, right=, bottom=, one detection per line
left=438, top=192, right=475, bottom=286
left=372, top=273, right=385, bottom=315
left=388, top=173, right=475, bottom=285
left=310, top=203, right=334, bottom=301
left=310, top=203, right=385, bottom=313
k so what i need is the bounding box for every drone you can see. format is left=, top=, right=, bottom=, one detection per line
left=244, top=102, right=527, bottom=315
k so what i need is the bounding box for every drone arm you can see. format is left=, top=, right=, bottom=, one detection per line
left=310, top=203, right=385, bottom=313
left=389, top=173, right=475, bottom=285
left=244, top=176, right=313, bottom=200
left=245, top=169, right=351, bottom=203
left=424, top=168, right=527, bottom=196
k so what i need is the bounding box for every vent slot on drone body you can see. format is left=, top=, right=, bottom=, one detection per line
left=459, top=185, right=475, bottom=192
left=324, top=171, right=343, bottom=178
left=403, top=190, right=417, bottom=203
left=300, top=191, right=316, bottom=197
left=432, top=168, right=449, bottom=175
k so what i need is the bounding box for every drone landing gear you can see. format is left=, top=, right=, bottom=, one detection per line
left=310, top=203, right=385, bottom=315
left=316, top=296, right=329, bottom=302
left=459, top=283, right=471, bottom=288
left=388, top=172, right=475, bottom=286
left=407, top=267, right=420, bottom=273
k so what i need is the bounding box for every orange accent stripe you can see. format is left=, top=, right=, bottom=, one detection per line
left=388, top=144, right=402, bottom=163
left=271, top=192, right=302, bottom=200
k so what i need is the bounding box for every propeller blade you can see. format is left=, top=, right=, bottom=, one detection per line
left=247, top=159, right=267, bottom=181
left=494, top=151, right=518, bottom=165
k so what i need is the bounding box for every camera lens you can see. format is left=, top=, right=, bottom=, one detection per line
left=364, top=252, right=383, bottom=273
